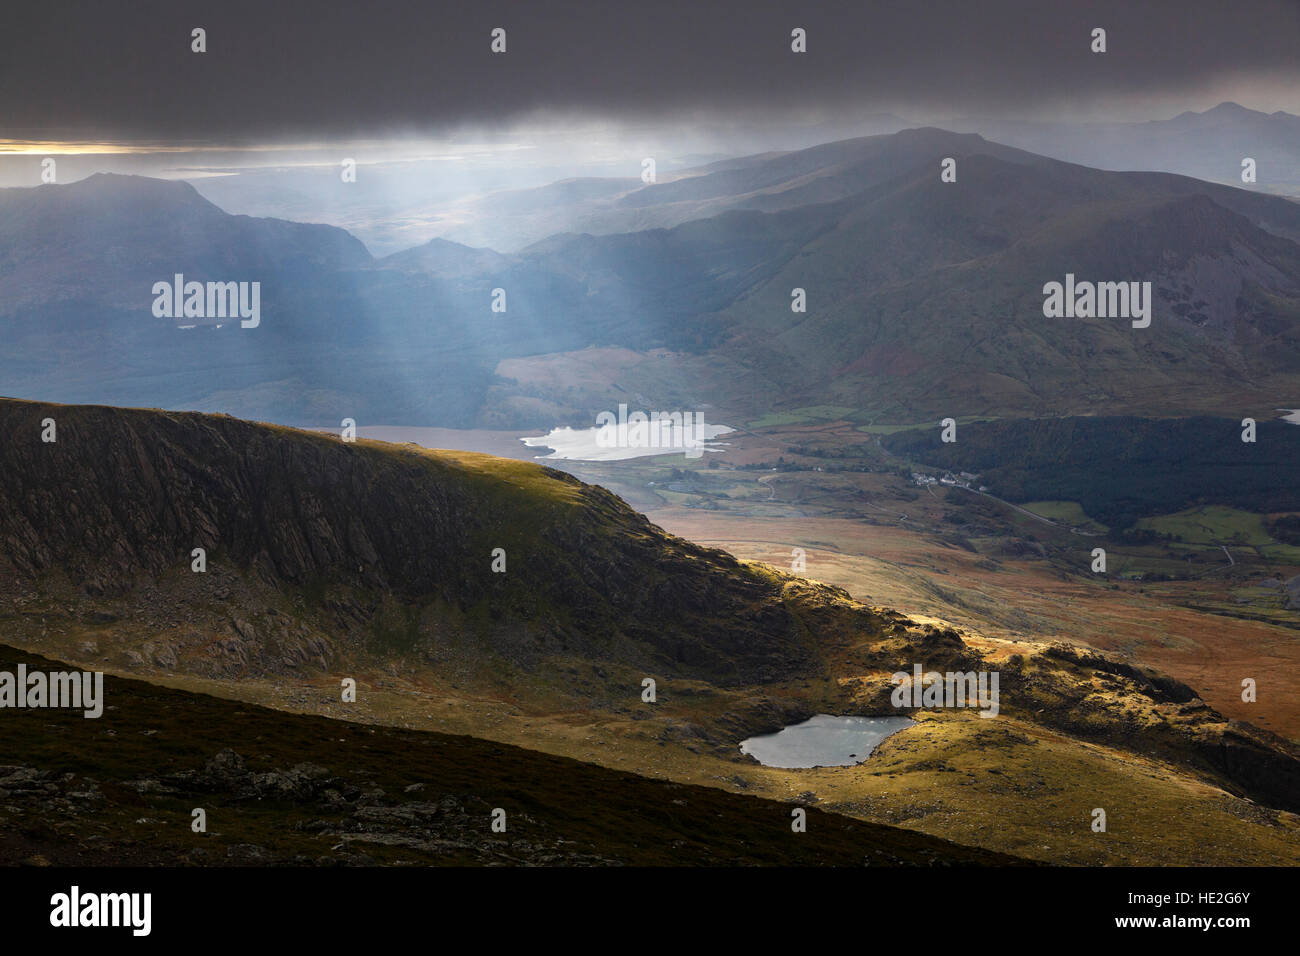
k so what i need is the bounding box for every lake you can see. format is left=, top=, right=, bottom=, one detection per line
left=308, top=421, right=734, bottom=463
left=739, top=714, right=915, bottom=768
left=521, top=421, right=733, bottom=461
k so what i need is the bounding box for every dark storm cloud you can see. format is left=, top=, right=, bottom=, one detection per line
left=3, top=0, right=1298, bottom=142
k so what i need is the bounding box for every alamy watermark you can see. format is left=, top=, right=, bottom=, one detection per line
left=151, top=274, right=260, bottom=328
left=0, top=664, right=104, bottom=718
left=891, top=664, right=1000, bottom=718
left=50, top=886, right=150, bottom=936
left=595, top=404, right=710, bottom=459
left=1042, top=273, right=1151, bottom=328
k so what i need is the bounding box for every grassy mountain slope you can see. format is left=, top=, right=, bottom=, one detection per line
left=479, top=130, right=1300, bottom=424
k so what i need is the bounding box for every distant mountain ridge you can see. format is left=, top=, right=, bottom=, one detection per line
left=3, top=127, right=1300, bottom=425
left=0, top=173, right=371, bottom=315
left=510, top=130, right=1300, bottom=421
left=945, top=102, right=1300, bottom=196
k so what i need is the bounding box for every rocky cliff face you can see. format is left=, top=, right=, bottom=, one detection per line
left=0, top=398, right=890, bottom=685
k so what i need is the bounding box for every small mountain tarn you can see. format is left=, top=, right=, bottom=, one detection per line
left=740, top=715, right=916, bottom=768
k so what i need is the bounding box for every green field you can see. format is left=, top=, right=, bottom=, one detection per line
left=856, top=422, right=923, bottom=435
left=859, top=415, right=1002, bottom=436
left=1136, top=506, right=1274, bottom=545
left=1260, top=543, right=1300, bottom=564
left=750, top=405, right=859, bottom=428
left=749, top=411, right=813, bottom=428
left=1021, top=500, right=1109, bottom=532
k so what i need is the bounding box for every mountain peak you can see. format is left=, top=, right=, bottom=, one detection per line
left=1206, top=101, right=1252, bottom=114
left=38, top=172, right=225, bottom=218
left=1166, top=101, right=1270, bottom=126
left=74, top=171, right=210, bottom=201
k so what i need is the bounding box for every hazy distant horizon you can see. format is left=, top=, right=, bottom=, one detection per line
left=6, top=98, right=1300, bottom=258
left=3, top=97, right=1297, bottom=186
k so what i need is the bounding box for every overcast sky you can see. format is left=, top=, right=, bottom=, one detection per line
left=3, top=0, right=1299, bottom=147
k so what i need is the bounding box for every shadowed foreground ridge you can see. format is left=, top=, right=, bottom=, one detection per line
left=0, top=644, right=1022, bottom=866
left=0, top=398, right=888, bottom=686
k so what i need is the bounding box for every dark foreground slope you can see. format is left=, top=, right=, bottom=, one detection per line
left=0, top=645, right=1019, bottom=866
